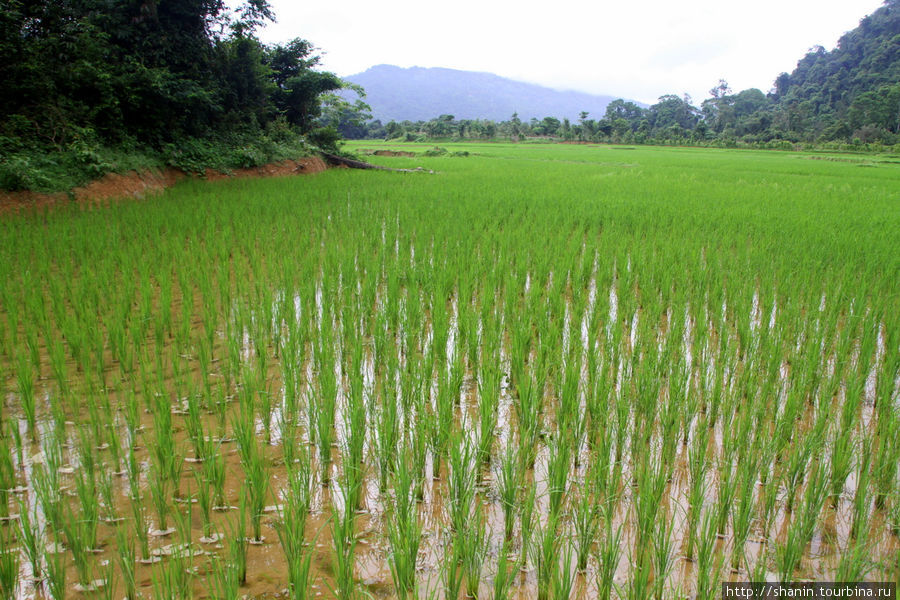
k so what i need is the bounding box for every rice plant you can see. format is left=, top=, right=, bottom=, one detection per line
left=115, top=524, right=138, bottom=600
left=43, top=541, right=66, bottom=600
left=0, top=528, right=19, bottom=600
left=17, top=497, right=43, bottom=584
left=386, top=450, right=422, bottom=599
left=461, top=510, right=489, bottom=599
left=331, top=500, right=358, bottom=600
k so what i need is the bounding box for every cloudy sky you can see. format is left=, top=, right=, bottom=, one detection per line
left=252, top=0, right=885, bottom=105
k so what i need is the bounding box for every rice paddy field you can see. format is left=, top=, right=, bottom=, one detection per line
left=0, top=142, right=898, bottom=599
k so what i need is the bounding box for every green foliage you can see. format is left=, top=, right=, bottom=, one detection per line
left=0, top=0, right=342, bottom=190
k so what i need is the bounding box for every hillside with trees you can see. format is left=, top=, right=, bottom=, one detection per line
left=0, top=0, right=345, bottom=190
left=350, top=0, right=899, bottom=149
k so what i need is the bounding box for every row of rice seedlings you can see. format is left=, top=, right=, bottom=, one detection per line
left=275, top=446, right=316, bottom=599
left=385, top=446, right=422, bottom=599
left=331, top=490, right=359, bottom=599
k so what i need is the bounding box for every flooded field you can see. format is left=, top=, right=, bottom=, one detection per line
left=1, top=143, right=898, bottom=598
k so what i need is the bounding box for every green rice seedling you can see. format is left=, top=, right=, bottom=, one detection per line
left=429, top=372, right=455, bottom=460
left=104, top=414, right=124, bottom=476
left=624, top=541, right=652, bottom=600
left=797, top=459, right=828, bottom=552
left=15, top=351, right=37, bottom=440
left=515, top=372, right=541, bottom=469
left=730, top=463, right=757, bottom=571
left=343, top=368, right=368, bottom=511
left=447, top=429, right=477, bottom=534
left=851, top=436, right=873, bottom=541
left=185, top=391, right=206, bottom=460
left=331, top=501, right=358, bottom=600
left=62, top=503, right=94, bottom=588
left=685, top=443, right=708, bottom=559
left=203, top=443, right=227, bottom=509
left=243, top=442, right=269, bottom=543
left=836, top=524, right=874, bottom=582
left=43, top=540, right=66, bottom=600
left=194, top=468, right=214, bottom=540
left=442, top=534, right=465, bottom=600
left=312, top=339, right=338, bottom=485
left=151, top=544, right=193, bottom=600
left=491, top=538, right=522, bottom=600
left=496, top=438, right=521, bottom=541
left=774, top=515, right=804, bottom=583
left=149, top=459, right=173, bottom=533
left=0, top=434, right=14, bottom=520
left=546, top=431, right=571, bottom=520
left=279, top=521, right=318, bottom=600
left=386, top=451, right=422, bottom=599
left=531, top=507, right=563, bottom=600
left=0, top=528, right=19, bottom=600
left=233, top=369, right=258, bottom=459
left=758, top=456, right=780, bottom=540
left=409, top=411, right=428, bottom=501
left=208, top=553, right=241, bottom=600
left=123, top=447, right=151, bottom=560
left=715, top=460, right=737, bottom=536
left=519, top=479, right=538, bottom=565
left=476, top=361, right=501, bottom=465
left=374, top=388, right=400, bottom=491
left=232, top=490, right=249, bottom=585
left=275, top=469, right=318, bottom=600
left=73, top=452, right=100, bottom=551
left=829, top=407, right=857, bottom=508
left=98, top=467, right=118, bottom=522
left=695, top=507, right=723, bottom=599
left=279, top=399, right=299, bottom=467
left=782, top=430, right=814, bottom=514
left=115, top=524, right=137, bottom=600
left=551, top=536, right=576, bottom=600
left=150, top=392, right=183, bottom=498
left=17, top=498, right=42, bottom=584
left=651, top=508, right=676, bottom=600
left=633, top=454, right=667, bottom=554
left=595, top=490, right=622, bottom=600
left=461, top=510, right=489, bottom=600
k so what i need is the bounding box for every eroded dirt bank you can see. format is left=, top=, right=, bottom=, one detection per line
left=0, top=156, right=328, bottom=214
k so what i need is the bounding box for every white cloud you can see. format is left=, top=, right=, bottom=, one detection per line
left=252, top=0, right=886, bottom=105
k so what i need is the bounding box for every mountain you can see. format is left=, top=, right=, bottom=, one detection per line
left=344, top=65, right=637, bottom=123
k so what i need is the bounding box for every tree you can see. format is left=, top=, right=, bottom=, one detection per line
left=0, top=0, right=342, bottom=148
left=318, top=84, right=372, bottom=139
left=649, top=95, right=699, bottom=134
left=604, top=100, right=644, bottom=122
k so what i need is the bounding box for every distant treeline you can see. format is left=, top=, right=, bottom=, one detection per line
left=0, top=0, right=348, bottom=190
left=344, top=0, right=900, bottom=150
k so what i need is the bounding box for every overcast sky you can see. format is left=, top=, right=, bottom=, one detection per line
left=252, top=0, right=885, bottom=105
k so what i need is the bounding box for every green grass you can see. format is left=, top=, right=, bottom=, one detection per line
left=0, top=141, right=897, bottom=597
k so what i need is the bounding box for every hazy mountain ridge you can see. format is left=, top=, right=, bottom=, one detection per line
left=344, top=65, right=641, bottom=122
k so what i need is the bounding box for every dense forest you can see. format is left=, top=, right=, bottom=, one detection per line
left=0, top=0, right=347, bottom=190
left=346, top=0, right=900, bottom=149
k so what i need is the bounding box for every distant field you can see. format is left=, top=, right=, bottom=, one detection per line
left=1, top=143, right=898, bottom=598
